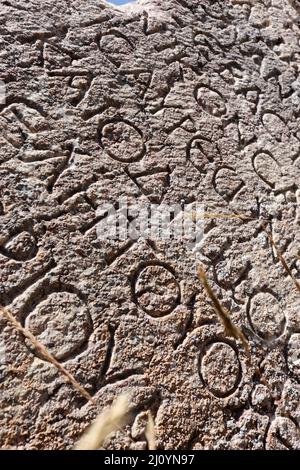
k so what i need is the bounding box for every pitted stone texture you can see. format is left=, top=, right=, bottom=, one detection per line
left=24, top=292, right=92, bottom=361
left=101, top=121, right=145, bottom=162
left=200, top=342, right=241, bottom=398
left=0, top=0, right=300, bottom=450
left=247, top=292, right=286, bottom=340
left=134, top=264, right=180, bottom=317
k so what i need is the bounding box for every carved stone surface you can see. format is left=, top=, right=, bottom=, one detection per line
left=0, top=0, right=300, bottom=450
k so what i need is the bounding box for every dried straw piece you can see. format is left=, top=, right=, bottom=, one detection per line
left=266, top=232, right=300, bottom=294
left=74, top=394, right=130, bottom=450
left=145, top=412, right=156, bottom=451
left=0, top=305, right=93, bottom=403
left=197, top=266, right=249, bottom=351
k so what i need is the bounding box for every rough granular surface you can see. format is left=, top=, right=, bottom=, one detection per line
left=0, top=0, right=300, bottom=450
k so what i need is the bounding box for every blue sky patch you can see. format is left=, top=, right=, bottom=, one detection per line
left=109, top=0, right=135, bottom=5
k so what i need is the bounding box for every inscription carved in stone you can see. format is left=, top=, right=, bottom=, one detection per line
left=0, top=0, right=300, bottom=451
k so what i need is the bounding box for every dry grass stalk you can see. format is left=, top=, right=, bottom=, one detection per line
left=0, top=305, right=93, bottom=403
left=74, top=394, right=130, bottom=450
left=145, top=412, right=156, bottom=451
left=266, top=232, right=300, bottom=294
left=192, top=211, right=252, bottom=222
left=197, top=266, right=249, bottom=351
